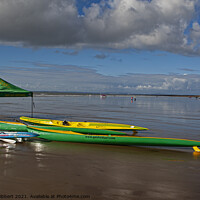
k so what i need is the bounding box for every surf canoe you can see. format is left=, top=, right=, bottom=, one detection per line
left=20, top=116, right=148, bottom=131
left=0, top=120, right=129, bottom=136
left=0, top=131, right=38, bottom=143
left=0, top=121, right=27, bottom=131
left=0, top=131, right=38, bottom=139
left=27, top=126, right=200, bottom=149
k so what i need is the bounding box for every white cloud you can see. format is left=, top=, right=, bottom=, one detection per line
left=135, top=77, right=189, bottom=91
left=0, top=0, right=199, bottom=55
left=190, top=22, right=200, bottom=47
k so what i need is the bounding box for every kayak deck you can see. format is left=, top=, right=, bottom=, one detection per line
left=20, top=116, right=148, bottom=130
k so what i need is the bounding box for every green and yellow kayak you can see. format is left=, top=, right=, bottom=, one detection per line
left=0, top=120, right=129, bottom=136
left=20, top=116, right=148, bottom=131
left=27, top=126, right=200, bottom=149
left=0, top=121, right=27, bottom=132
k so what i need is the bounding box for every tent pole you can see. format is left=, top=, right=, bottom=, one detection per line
left=31, top=94, right=34, bottom=117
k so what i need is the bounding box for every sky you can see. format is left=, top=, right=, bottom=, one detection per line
left=0, top=0, right=200, bottom=94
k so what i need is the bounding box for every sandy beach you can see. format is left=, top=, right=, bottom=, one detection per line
left=0, top=95, right=200, bottom=199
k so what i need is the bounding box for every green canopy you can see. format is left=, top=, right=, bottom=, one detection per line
left=0, top=78, right=32, bottom=97
left=0, top=78, right=33, bottom=116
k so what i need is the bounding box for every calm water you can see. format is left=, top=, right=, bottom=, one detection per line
left=0, top=95, right=200, bottom=199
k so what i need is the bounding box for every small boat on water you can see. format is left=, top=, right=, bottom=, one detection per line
left=100, top=94, right=107, bottom=99
left=20, top=116, right=148, bottom=131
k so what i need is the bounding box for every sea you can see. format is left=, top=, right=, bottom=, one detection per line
left=0, top=95, right=200, bottom=200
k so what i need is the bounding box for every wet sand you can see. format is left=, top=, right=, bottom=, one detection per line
left=1, top=141, right=200, bottom=200
left=0, top=95, right=200, bottom=199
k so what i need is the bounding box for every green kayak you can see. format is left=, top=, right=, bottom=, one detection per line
left=27, top=126, right=200, bottom=148
left=0, top=121, right=27, bottom=131
left=0, top=121, right=128, bottom=135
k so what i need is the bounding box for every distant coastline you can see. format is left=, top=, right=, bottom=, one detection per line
left=33, top=91, right=200, bottom=98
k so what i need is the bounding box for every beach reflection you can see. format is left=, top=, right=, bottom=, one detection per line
left=192, top=151, right=200, bottom=160
left=30, top=142, right=47, bottom=169
left=0, top=143, right=16, bottom=177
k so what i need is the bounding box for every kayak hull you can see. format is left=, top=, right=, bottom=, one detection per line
left=27, top=127, right=200, bottom=147
left=20, top=116, right=148, bottom=131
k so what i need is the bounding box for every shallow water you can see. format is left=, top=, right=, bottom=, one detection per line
left=0, top=95, right=200, bottom=199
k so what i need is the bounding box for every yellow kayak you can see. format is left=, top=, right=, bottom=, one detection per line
left=20, top=116, right=148, bottom=131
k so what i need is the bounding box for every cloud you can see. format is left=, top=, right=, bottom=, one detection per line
left=94, top=53, right=108, bottom=59
left=55, top=50, right=79, bottom=55
left=190, top=22, right=200, bottom=48
left=0, top=0, right=82, bottom=46
left=139, top=77, right=188, bottom=91
left=178, top=68, right=199, bottom=72
left=62, top=50, right=79, bottom=56
left=1, top=62, right=200, bottom=94
left=0, top=0, right=199, bottom=55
